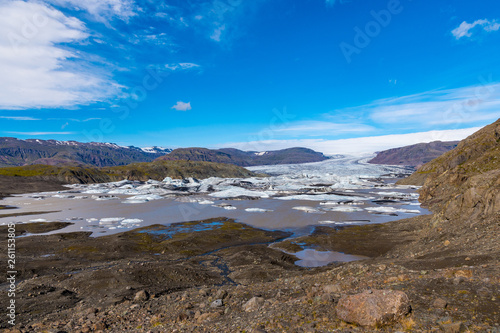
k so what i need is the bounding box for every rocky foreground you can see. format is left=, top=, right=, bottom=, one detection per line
left=1, top=119, right=500, bottom=332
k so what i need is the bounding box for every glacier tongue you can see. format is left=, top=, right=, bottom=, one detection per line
left=53, top=154, right=417, bottom=206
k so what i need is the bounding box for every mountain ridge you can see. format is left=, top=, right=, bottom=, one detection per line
left=368, top=140, right=459, bottom=168
left=156, top=147, right=328, bottom=166
left=0, top=137, right=172, bottom=168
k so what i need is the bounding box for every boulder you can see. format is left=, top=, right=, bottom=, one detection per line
left=336, top=289, right=410, bottom=327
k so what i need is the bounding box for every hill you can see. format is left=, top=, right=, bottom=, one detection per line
left=398, top=118, right=500, bottom=221
left=368, top=141, right=459, bottom=168
left=0, top=160, right=258, bottom=198
left=156, top=147, right=328, bottom=166
left=0, top=137, right=172, bottom=167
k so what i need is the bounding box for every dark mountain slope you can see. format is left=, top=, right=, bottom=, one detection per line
left=0, top=137, right=171, bottom=167
left=368, top=141, right=459, bottom=168
left=156, top=147, right=328, bottom=166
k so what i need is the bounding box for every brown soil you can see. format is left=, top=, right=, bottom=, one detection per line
left=0, top=215, right=498, bottom=332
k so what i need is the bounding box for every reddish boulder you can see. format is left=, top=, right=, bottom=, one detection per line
left=336, top=289, right=410, bottom=327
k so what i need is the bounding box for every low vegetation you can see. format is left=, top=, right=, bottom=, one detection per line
left=0, top=160, right=259, bottom=185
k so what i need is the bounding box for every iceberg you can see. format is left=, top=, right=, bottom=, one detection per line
left=292, top=206, right=325, bottom=214
left=245, top=208, right=274, bottom=213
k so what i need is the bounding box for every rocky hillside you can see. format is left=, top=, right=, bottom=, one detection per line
left=0, top=137, right=171, bottom=167
left=156, top=147, right=328, bottom=166
left=368, top=141, right=459, bottom=168
left=398, top=119, right=500, bottom=221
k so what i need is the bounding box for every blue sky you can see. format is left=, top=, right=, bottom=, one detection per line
left=0, top=0, right=499, bottom=154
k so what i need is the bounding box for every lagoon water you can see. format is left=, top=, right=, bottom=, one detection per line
left=1, top=155, right=428, bottom=238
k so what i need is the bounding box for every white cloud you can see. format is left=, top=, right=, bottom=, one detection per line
left=46, top=0, right=137, bottom=22
left=171, top=101, right=192, bottom=111
left=210, top=24, right=226, bottom=42
left=0, top=1, right=122, bottom=110
left=452, top=19, right=500, bottom=39
left=272, top=121, right=375, bottom=136
left=366, top=83, right=500, bottom=127
left=0, top=116, right=40, bottom=121
left=164, top=63, right=201, bottom=71
left=314, top=82, right=500, bottom=131
left=221, top=127, right=481, bottom=155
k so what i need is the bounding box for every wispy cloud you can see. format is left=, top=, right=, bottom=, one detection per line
left=452, top=19, right=500, bottom=39
left=366, top=83, right=500, bottom=127
left=221, top=128, right=480, bottom=155
left=5, top=131, right=76, bottom=136
left=46, top=0, right=138, bottom=23
left=165, top=63, right=201, bottom=71
left=0, top=1, right=123, bottom=110
left=0, top=116, right=40, bottom=121
left=171, top=101, right=192, bottom=111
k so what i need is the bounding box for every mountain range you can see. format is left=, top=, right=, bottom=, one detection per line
left=0, top=137, right=172, bottom=168
left=156, top=147, right=328, bottom=166
left=0, top=138, right=328, bottom=168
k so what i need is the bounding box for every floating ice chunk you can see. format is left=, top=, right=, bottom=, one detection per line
left=108, top=227, right=117, bottom=230
left=209, top=186, right=269, bottom=199
left=198, top=200, right=215, bottom=205
left=212, top=203, right=237, bottom=210
left=292, top=206, right=325, bottom=214
left=122, top=200, right=148, bottom=204
left=320, top=200, right=364, bottom=206
left=29, top=218, right=47, bottom=222
left=86, top=218, right=98, bottom=223
left=245, top=208, right=273, bottom=213
left=126, top=194, right=163, bottom=201
left=322, top=206, right=364, bottom=212
left=121, top=219, right=143, bottom=224
left=365, top=207, right=420, bottom=214
left=52, top=194, right=74, bottom=198
left=318, top=220, right=367, bottom=225
left=276, top=194, right=369, bottom=202
left=99, top=217, right=125, bottom=225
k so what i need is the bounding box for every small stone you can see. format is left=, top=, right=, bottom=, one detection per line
left=215, top=289, right=228, bottom=299
left=444, top=240, right=450, bottom=246
left=465, top=257, right=471, bottom=261
left=432, top=298, right=447, bottom=309
left=134, top=290, right=149, bottom=302
left=210, top=299, right=223, bottom=308
left=242, top=297, right=265, bottom=312
left=439, top=322, right=466, bottom=333
left=177, top=311, right=194, bottom=321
